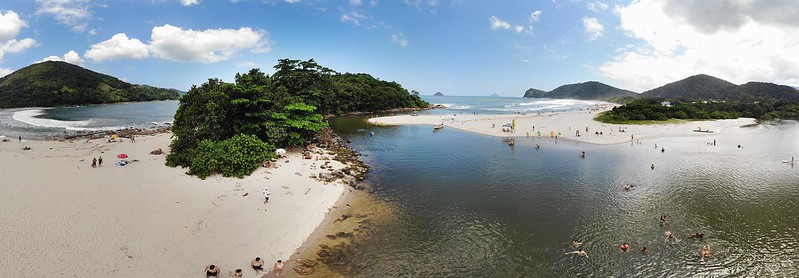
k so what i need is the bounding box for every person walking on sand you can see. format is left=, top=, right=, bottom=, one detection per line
left=565, top=248, right=588, bottom=257
left=92, top=157, right=97, bottom=168
left=19, top=135, right=22, bottom=142
left=98, top=156, right=103, bottom=167
left=262, top=188, right=271, bottom=204
left=661, top=147, right=665, bottom=153
left=251, top=257, right=264, bottom=274
left=651, top=163, right=655, bottom=170
left=205, top=265, right=219, bottom=277
left=273, top=259, right=285, bottom=276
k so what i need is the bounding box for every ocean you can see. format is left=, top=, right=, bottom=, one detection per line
left=2, top=96, right=798, bottom=276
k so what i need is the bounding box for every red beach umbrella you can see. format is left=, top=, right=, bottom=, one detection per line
left=117, top=154, right=128, bottom=159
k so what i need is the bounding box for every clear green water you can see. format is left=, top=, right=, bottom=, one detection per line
left=330, top=117, right=799, bottom=277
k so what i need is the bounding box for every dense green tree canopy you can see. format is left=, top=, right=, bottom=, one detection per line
left=167, top=58, right=429, bottom=178
left=596, top=98, right=799, bottom=124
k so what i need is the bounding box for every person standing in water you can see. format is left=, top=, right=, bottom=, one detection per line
left=273, top=259, right=285, bottom=276
left=651, top=164, right=655, bottom=170
left=700, top=245, right=714, bottom=262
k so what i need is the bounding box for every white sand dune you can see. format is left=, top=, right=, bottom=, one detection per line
left=0, top=133, right=347, bottom=277
left=369, top=109, right=755, bottom=145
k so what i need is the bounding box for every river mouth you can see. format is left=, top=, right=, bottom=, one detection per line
left=297, top=117, right=799, bottom=277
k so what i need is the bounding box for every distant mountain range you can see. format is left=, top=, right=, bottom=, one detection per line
left=524, top=81, right=637, bottom=100
left=0, top=61, right=181, bottom=108
left=525, top=74, right=799, bottom=102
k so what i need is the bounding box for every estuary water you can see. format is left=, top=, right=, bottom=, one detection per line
left=329, top=114, right=799, bottom=277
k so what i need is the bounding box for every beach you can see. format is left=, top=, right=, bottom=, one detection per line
left=368, top=108, right=756, bottom=144
left=0, top=133, right=350, bottom=277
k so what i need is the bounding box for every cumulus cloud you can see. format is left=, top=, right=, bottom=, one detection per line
left=85, top=33, right=149, bottom=62
left=41, top=50, right=84, bottom=64
left=181, top=0, right=200, bottom=6
left=0, top=11, right=37, bottom=62
left=148, top=24, right=269, bottom=63
left=35, top=0, right=92, bottom=32
left=582, top=17, right=604, bottom=40
left=390, top=33, right=408, bottom=47
left=600, top=0, right=799, bottom=91
left=490, top=16, right=511, bottom=30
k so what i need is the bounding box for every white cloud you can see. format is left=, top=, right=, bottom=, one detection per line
left=529, top=10, right=543, bottom=22
left=235, top=61, right=259, bottom=68
left=149, top=24, right=269, bottom=63
left=349, top=0, right=362, bottom=5
left=0, top=11, right=37, bottom=62
left=341, top=12, right=367, bottom=26
left=85, top=33, right=149, bottom=62
left=0, top=67, right=13, bottom=77
left=582, top=17, right=604, bottom=40
left=490, top=16, right=511, bottom=30
left=181, top=0, right=200, bottom=6
left=600, top=0, right=799, bottom=91
left=0, top=10, right=27, bottom=42
left=35, top=0, right=92, bottom=32
left=390, top=33, right=408, bottom=47
left=514, top=25, right=524, bottom=33
left=404, top=0, right=437, bottom=13
left=41, top=50, right=84, bottom=64
left=586, top=1, right=608, bottom=12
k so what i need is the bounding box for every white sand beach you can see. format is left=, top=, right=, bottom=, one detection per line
left=369, top=109, right=756, bottom=145
left=0, top=133, right=349, bottom=277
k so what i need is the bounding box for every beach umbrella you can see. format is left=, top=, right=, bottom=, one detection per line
left=117, top=153, right=128, bottom=159
left=275, top=148, right=287, bottom=156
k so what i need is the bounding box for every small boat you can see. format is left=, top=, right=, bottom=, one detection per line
left=433, top=124, right=444, bottom=131
left=693, top=128, right=713, bottom=133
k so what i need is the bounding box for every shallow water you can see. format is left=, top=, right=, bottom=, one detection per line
left=330, top=117, right=799, bottom=277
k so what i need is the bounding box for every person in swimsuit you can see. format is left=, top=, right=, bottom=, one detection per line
left=232, top=268, right=243, bottom=277
left=688, top=232, right=705, bottom=239
left=565, top=248, right=588, bottom=257
left=262, top=188, right=271, bottom=204
left=252, top=257, right=264, bottom=273
left=700, top=245, right=713, bottom=262
left=205, top=265, right=219, bottom=277
left=640, top=246, right=648, bottom=254
left=619, top=243, right=630, bottom=252
left=273, top=259, right=285, bottom=275
left=664, top=231, right=676, bottom=241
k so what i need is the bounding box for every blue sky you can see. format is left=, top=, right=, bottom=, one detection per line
left=1, top=0, right=797, bottom=96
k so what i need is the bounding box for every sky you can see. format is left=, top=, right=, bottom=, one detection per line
left=0, top=0, right=798, bottom=96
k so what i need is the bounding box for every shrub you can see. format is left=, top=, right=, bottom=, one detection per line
left=187, top=134, right=275, bottom=179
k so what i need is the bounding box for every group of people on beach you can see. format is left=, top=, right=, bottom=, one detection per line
left=205, top=257, right=285, bottom=277
left=565, top=214, right=714, bottom=263
left=91, top=156, right=103, bottom=168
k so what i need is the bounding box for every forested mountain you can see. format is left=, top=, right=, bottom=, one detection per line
left=728, top=82, right=799, bottom=102
left=523, top=81, right=637, bottom=100
left=639, top=74, right=737, bottom=100
left=0, top=61, right=181, bottom=108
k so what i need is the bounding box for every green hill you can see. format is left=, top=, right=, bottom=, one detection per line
left=639, top=74, right=737, bottom=100
left=524, top=81, right=638, bottom=100
left=640, top=74, right=799, bottom=101
left=0, top=61, right=181, bottom=108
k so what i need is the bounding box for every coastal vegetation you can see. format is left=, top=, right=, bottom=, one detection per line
left=167, top=58, right=428, bottom=178
left=596, top=98, right=799, bottom=124
left=0, top=61, right=181, bottom=108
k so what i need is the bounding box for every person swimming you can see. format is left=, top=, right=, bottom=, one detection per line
left=571, top=240, right=584, bottom=247
left=660, top=214, right=670, bottom=224
left=700, top=245, right=714, bottom=262
left=565, top=248, right=588, bottom=257
left=664, top=231, right=676, bottom=241
left=688, top=232, right=705, bottom=239
left=640, top=246, right=648, bottom=254
left=623, top=183, right=633, bottom=191
left=619, top=243, right=630, bottom=252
